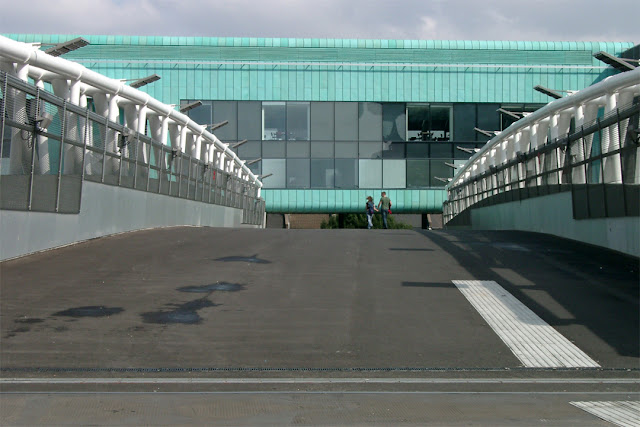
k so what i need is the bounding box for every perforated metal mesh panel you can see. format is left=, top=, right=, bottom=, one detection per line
left=103, top=152, right=120, bottom=186
left=30, top=174, right=58, bottom=212
left=444, top=101, right=640, bottom=223
left=178, top=157, right=189, bottom=198
left=135, top=139, right=151, bottom=191
left=0, top=173, right=29, bottom=210
left=58, top=175, right=82, bottom=213
left=0, top=72, right=264, bottom=224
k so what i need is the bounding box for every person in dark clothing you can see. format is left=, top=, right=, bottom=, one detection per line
left=365, top=196, right=378, bottom=229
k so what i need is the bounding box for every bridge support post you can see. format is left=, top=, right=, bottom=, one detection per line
left=4, top=62, right=29, bottom=175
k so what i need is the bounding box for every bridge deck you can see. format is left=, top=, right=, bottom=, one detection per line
left=1, top=228, right=638, bottom=425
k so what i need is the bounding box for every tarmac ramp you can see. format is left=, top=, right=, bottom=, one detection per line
left=1, top=227, right=638, bottom=425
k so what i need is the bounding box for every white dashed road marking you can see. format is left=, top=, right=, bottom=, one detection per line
left=570, top=401, right=640, bottom=427
left=452, top=280, right=600, bottom=368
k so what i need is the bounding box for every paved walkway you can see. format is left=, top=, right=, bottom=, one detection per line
left=1, top=228, right=638, bottom=425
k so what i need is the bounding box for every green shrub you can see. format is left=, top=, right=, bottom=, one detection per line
left=320, top=213, right=413, bottom=229
left=320, top=215, right=339, bottom=229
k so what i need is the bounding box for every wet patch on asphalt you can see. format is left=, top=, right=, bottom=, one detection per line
left=14, top=318, right=44, bottom=324
left=214, top=254, right=270, bottom=264
left=178, top=283, right=246, bottom=293
left=52, top=306, right=124, bottom=318
left=4, top=326, right=30, bottom=339
left=141, top=298, right=219, bottom=325
left=4, top=318, right=46, bottom=339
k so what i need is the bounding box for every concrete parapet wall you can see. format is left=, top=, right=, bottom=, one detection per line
left=463, top=192, right=639, bottom=258
left=1, top=181, right=255, bottom=261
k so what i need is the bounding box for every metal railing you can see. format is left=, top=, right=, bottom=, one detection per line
left=443, top=100, right=639, bottom=224
left=0, top=72, right=265, bottom=224
left=444, top=68, right=640, bottom=226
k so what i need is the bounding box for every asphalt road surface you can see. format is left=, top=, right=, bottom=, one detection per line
left=1, top=227, right=638, bottom=425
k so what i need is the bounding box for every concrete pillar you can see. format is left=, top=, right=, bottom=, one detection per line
left=119, top=104, right=135, bottom=166
left=33, top=78, right=50, bottom=175
left=530, top=121, right=548, bottom=186
left=550, top=112, right=572, bottom=184
left=478, top=156, right=488, bottom=199
left=617, top=89, right=639, bottom=184
left=503, top=137, right=515, bottom=190
left=51, top=78, right=83, bottom=174
left=489, top=148, right=499, bottom=194
left=148, top=114, right=170, bottom=176
left=77, top=89, right=88, bottom=176
left=92, top=92, right=119, bottom=122
left=602, top=93, right=622, bottom=183
left=7, top=62, right=30, bottom=175
left=180, top=132, right=195, bottom=183
left=168, top=123, right=178, bottom=151
left=515, top=129, right=530, bottom=188
left=167, top=123, right=183, bottom=176
left=551, top=112, right=572, bottom=139
left=65, top=80, right=82, bottom=174
left=208, top=144, right=216, bottom=165
left=192, top=135, right=202, bottom=161
left=89, top=92, right=120, bottom=177
left=215, top=150, right=225, bottom=170
left=148, top=115, right=162, bottom=151
left=179, top=126, right=188, bottom=153
left=184, top=132, right=196, bottom=159
left=573, top=104, right=599, bottom=184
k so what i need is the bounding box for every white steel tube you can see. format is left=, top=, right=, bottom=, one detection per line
left=0, top=36, right=262, bottom=190
left=449, top=68, right=640, bottom=189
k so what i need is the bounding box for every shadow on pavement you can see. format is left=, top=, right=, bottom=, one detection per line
left=418, top=229, right=639, bottom=363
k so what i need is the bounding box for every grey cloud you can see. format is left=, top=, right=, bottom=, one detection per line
left=1, top=0, right=638, bottom=42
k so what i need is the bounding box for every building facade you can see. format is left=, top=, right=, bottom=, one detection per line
left=4, top=34, right=634, bottom=214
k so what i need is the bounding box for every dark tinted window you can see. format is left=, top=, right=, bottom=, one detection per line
left=238, top=101, right=261, bottom=140
left=311, top=159, right=334, bottom=188
left=212, top=101, right=237, bottom=141
left=383, top=103, right=406, bottom=141
left=335, top=159, right=358, bottom=188
left=311, top=102, right=334, bottom=140
left=286, top=159, right=310, bottom=188
left=335, top=102, right=358, bottom=141
left=359, top=102, right=382, bottom=141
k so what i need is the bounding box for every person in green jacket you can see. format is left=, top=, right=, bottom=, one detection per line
left=377, top=191, right=392, bottom=229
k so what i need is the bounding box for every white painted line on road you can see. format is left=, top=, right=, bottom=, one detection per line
left=452, top=280, right=600, bottom=368
left=3, top=392, right=640, bottom=397
left=570, top=401, right=640, bottom=427
left=3, top=378, right=637, bottom=385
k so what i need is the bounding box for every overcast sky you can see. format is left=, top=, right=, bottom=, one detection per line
left=2, top=0, right=639, bottom=43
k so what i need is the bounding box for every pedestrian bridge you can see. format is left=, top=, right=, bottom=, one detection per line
left=1, top=34, right=638, bottom=261
left=1, top=227, right=638, bottom=425
left=1, top=36, right=639, bottom=426
left=444, top=67, right=640, bottom=257
left=0, top=36, right=264, bottom=260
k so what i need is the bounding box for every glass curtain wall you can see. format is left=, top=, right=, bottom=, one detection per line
left=263, top=102, right=286, bottom=140
left=186, top=100, right=498, bottom=190
left=407, top=104, right=451, bottom=141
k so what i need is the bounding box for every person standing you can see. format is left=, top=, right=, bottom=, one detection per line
left=377, top=191, right=392, bottom=229
left=365, top=196, right=378, bottom=229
